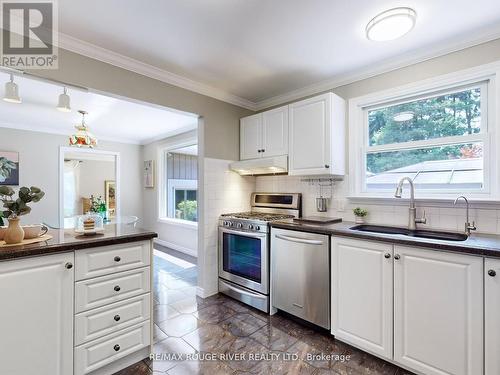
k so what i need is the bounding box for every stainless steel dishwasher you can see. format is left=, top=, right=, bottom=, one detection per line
left=271, top=228, right=330, bottom=329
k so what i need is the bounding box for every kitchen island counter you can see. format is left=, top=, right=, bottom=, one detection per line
left=0, top=224, right=157, bottom=261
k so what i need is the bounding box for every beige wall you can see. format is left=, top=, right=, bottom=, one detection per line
left=142, top=130, right=198, bottom=256
left=0, top=127, right=142, bottom=227
left=29, top=48, right=253, bottom=161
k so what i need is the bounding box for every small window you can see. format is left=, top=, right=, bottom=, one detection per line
left=363, top=84, right=487, bottom=194
left=159, top=143, right=198, bottom=223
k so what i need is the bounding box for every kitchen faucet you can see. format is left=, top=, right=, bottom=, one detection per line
left=453, top=196, right=476, bottom=236
left=394, top=177, right=426, bottom=230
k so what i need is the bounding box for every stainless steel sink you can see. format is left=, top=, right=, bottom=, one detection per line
left=350, top=224, right=468, bottom=242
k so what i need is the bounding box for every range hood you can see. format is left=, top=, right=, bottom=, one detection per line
left=230, top=155, right=288, bottom=176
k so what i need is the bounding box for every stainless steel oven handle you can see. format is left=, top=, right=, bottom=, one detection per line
left=275, top=234, right=324, bottom=245
left=220, top=280, right=267, bottom=299
left=220, top=227, right=268, bottom=238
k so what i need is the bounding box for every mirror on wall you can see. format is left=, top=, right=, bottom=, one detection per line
left=60, top=147, right=119, bottom=228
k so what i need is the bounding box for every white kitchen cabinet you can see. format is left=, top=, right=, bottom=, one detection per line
left=485, top=258, right=500, bottom=375
left=240, top=106, right=288, bottom=160
left=289, top=92, right=345, bottom=176
left=331, top=237, right=393, bottom=359
left=0, top=252, right=74, bottom=375
left=240, top=113, right=262, bottom=160
left=262, top=106, right=288, bottom=157
left=394, top=245, right=483, bottom=375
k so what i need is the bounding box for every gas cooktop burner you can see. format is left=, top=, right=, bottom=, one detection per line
left=220, top=212, right=294, bottom=222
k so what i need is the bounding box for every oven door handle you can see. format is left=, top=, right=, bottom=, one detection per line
left=219, top=227, right=267, bottom=238
left=275, top=234, right=324, bottom=245
left=220, top=280, right=267, bottom=299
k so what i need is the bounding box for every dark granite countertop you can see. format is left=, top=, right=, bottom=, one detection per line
left=0, top=224, right=157, bottom=261
left=271, top=220, right=500, bottom=258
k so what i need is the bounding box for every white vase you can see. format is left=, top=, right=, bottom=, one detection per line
left=355, top=216, right=365, bottom=224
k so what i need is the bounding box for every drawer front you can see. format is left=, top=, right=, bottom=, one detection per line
left=75, top=294, right=151, bottom=345
left=74, top=320, right=151, bottom=375
left=75, top=267, right=150, bottom=313
left=75, top=241, right=151, bottom=281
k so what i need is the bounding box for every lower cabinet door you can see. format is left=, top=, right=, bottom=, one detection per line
left=394, top=246, right=483, bottom=375
left=331, top=237, right=393, bottom=359
left=74, top=320, right=151, bottom=375
left=0, top=252, right=74, bottom=375
left=485, top=258, right=500, bottom=375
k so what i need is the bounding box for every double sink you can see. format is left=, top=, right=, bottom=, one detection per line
left=350, top=224, right=468, bottom=242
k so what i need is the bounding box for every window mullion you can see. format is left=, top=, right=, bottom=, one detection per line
left=366, top=133, right=485, bottom=154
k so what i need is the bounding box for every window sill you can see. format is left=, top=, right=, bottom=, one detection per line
left=347, top=195, right=500, bottom=209
left=158, top=217, right=198, bottom=229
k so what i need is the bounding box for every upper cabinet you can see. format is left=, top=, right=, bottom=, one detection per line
left=240, top=106, right=288, bottom=160
left=289, top=93, right=345, bottom=176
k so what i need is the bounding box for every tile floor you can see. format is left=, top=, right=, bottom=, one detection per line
left=114, top=248, right=414, bottom=375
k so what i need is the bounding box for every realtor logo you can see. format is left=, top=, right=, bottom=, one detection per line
left=1, top=0, right=58, bottom=69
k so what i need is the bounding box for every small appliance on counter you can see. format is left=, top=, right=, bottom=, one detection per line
left=218, top=192, right=301, bottom=312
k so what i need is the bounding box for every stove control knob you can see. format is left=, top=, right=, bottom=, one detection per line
left=255, top=226, right=260, bottom=231
left=237, top=223, right=243, bottom=229
left=223, top=221, right=228, bottom=226
left=229, top=222, right=234, bottom=227
left=248, top=224, right=254, bottom=230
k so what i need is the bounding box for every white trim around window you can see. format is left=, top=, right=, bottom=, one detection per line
left=157, top=131, right=198, bottom=227
left=348, top=61, right=500, bottom=201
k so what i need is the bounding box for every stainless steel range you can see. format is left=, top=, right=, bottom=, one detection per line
left=218, top=192, right=301, bottom=312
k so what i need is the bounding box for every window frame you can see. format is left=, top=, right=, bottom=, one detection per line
left=348, top=62, right=500, bottom=201
left=157, top=133, right=198, bottom=228
left=167, top=179, right=197, bottom=221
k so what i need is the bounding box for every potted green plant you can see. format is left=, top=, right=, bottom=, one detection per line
left=0, top=186, right=45, bottom=244
left=353, top=207, right=368, bottom=224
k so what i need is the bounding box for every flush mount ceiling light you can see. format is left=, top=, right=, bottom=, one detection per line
left=57, top=87, right=71, bottom=112
left=366, top=7, right=417, bottom=41
left=3, top=74, right=21, bottom=103
left=393, top=111, right=415, bottom=122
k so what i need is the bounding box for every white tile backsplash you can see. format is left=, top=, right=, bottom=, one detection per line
left=201, top=158, right=256, bottom=295
left=255, top=174, right=500, bottom=235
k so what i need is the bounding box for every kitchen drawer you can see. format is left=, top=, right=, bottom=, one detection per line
left=75, top=267, right=150, bottom=313
left=75, top=241, right=151, bottom=281
left=74, top=320, right=151, bottom=375
left=75, top=293, right=151, bottom=346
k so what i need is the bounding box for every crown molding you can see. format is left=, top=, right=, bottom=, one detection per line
left=254, top=26, right=500, bottom=110
left=58, top=33, right=258, bottom=111
left=57, top=25, right=500, bottom=113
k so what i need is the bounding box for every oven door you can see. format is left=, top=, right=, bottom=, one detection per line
left=218, top=227, right=268, bottom=294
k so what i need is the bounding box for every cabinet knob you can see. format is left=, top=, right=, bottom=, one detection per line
left=257, top=149, right=262, bottom=153
left=114, top=285, right=121, bottom=292
left=384, top=253, right=391, bottom=259
left=262, top=149, right=265, bottom=153
left=394, top=254, right=401, bottom=260
left=114, top=256, right=121, bottom=262
left=114, top=314, right=121, bottom=322
left=324, top=164, right=330, bottom=169
left=65, top=262, right=73, bottom=269
left=113, top=344, right=120, bottom=352
left=488, top=269, right=497, bottom=277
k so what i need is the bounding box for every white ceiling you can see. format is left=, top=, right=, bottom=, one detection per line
left=58, top=0, right=500, bottom=109
left=0, top=72, right=198, bottom=145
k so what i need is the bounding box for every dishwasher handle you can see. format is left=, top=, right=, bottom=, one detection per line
left=275, top=234, right=324, bottom=245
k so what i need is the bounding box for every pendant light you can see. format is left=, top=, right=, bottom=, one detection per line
left=69, top=110, right=98, bottom=148
left=57, top=87, right=71, bottom=112
left=3, top=74, right=21, bottom=103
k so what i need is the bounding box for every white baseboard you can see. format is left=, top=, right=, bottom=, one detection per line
left=154, top=238, right=197, bottom=258
left=196, top=286, right=218, bottom=299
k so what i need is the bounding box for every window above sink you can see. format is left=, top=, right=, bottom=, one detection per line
left=348, top=62, right=500, bottom=201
